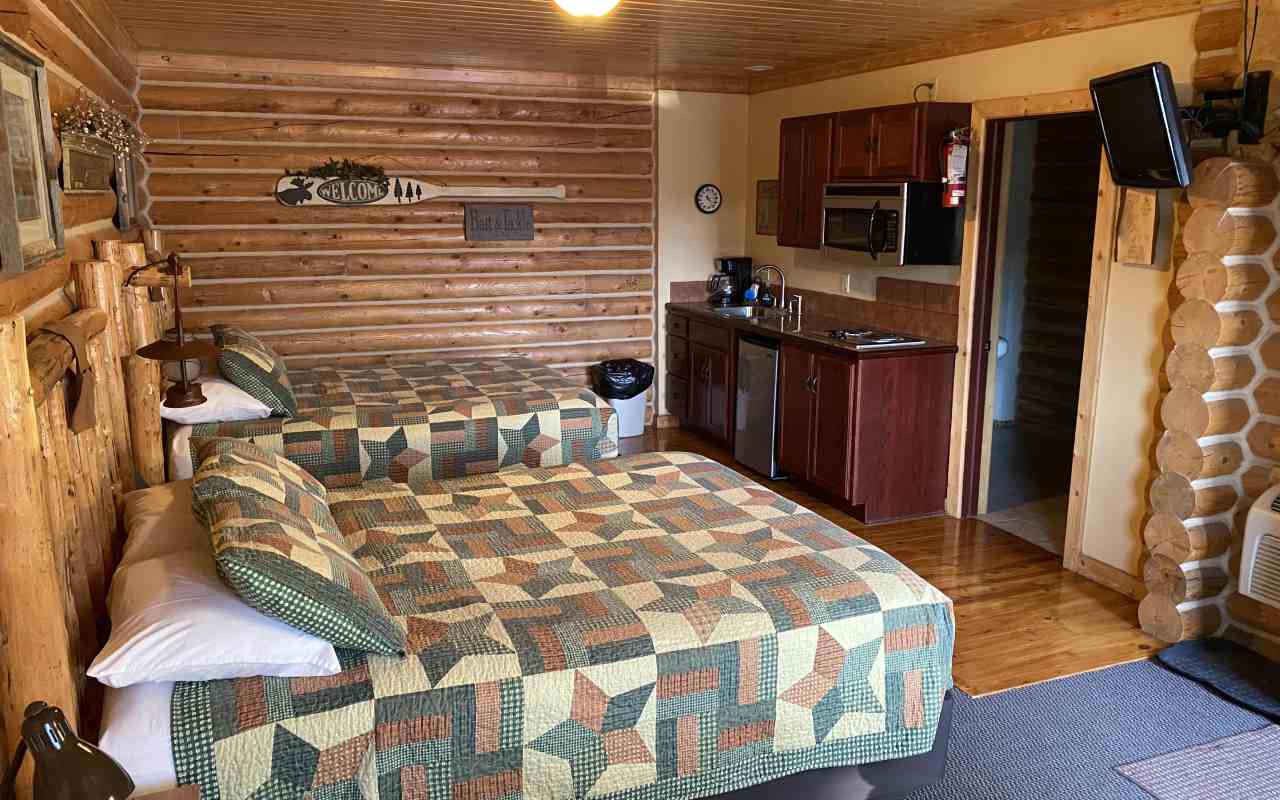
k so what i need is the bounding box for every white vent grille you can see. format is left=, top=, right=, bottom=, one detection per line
left=1251, top=534, right=1280, bottom=607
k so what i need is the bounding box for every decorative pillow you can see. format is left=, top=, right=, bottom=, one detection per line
left=210, top=325, right=297, bottom=417
left=192, top=437, right=406, bottom=655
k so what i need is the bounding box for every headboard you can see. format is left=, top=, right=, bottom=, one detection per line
left=0, top=241, right=172, bottom=792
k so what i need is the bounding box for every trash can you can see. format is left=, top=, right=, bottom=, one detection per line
left=590, top=359, right=654, bottom=439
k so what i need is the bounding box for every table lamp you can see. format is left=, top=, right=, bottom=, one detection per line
left=0, top=701, right=133, bottom=800
left=128, top=251, right=217, bottom=408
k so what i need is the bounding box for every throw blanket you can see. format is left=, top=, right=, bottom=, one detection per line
left=189, top=357, right=618, bottom=488
left=172, top=453, right=954, bottom=800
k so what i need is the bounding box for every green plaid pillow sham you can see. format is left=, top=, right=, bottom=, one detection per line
left=211, top=325, right=298, bottom=417
left=192, top=437, right=406, bottom=655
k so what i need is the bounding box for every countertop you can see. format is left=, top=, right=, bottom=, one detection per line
left=666, top=302, right=959, bottom=359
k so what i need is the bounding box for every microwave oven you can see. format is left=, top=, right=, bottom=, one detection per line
left=822, top=182, right=963, bottom=266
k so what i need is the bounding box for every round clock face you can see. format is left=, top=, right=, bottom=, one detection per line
left=695, top=183, right=722, bottom=214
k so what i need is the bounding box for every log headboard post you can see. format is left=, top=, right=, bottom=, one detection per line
left=73, top=260, right=136, bottom=496
left=0, top=314, right=80, bottom=786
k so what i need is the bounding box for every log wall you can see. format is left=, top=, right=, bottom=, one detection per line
left=0, top=0, right=139, bottom=322
left=136, top=57, right=657, bottom=402
left=1141, top=154, right=1280, bottom=648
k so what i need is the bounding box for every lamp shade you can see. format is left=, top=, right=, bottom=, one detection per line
left=20, top=702, right=133, bottom=800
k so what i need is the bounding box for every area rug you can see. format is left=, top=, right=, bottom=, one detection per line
left=1155, top=637, right=1280, bottom=721
left=1115, top=726, right=1280, bottom=800
left=903, top=660, right=1271, bottom=800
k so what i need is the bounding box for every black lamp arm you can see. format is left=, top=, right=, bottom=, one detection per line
left=0, top=740, right=27, bottom=800
left=122, top=251, right=181, bottom=287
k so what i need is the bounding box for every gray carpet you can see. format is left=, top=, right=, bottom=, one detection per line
left=1116, top=726, right=1280, bottom=800
left=904, top=660, right=1272, bottom=800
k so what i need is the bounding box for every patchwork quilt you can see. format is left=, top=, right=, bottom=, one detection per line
left=188, top=357, right=618, bottom=489
left=171, top=452, right=954, bottom=800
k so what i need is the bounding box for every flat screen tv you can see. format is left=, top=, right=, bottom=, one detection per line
left=1089, top=62, right=1192, bottom=188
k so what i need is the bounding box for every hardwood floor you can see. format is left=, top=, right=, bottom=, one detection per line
left=622, top=427, right=1161, bottom=696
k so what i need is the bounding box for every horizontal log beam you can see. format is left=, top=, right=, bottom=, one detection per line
left=185, top=296, right=653, bottom=332
left=163, top=226, right=653, bottom=254
left=139, top=85, right=654, bottom=125
left=1143, top=515, right=1231, bottom=563
left=144, top=146, right=653, bottom=176
left=1182, top=205, right=1275, bottom=257
left=1187, top=157, right=1278, bottom=209
left=148, top=173, right=653, bottom=201
left=185, top=250, right=653, bottom=280
left=141, top=115, right=651, bottom=150
left=25, top=310, right=108, bottom=405
left=262, top=318, right=653, bottom=357
left=1148, top=472, right=1239, bottom=520
left=1175, top=254, right=1268, bottom=303
left=1143, top=555, right=1228, bottom=603
left=1155, top=432, right=1242, bottom=480
left=182, top=273, right=652, bottom=307
left=150, top=200, right=653, bottom=227
left=1139, top=594, right=1221, bottom=643
left=1194, top=7, right=1244, bottom=52
left=62, top=192, right=119, bottom=230
left=1160, top=389, right=1249, bottom=438
left=0, top=260, right=72, bottom=316
left=281, top=339, right=652, bottom=370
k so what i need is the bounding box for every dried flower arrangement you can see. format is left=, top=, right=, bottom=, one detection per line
left=53, top=89, right=149, bottom=156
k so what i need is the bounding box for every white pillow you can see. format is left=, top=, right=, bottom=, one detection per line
left=89, top=547, right=341, bottom=687
left=160, top=376, right=271, bottom=425
left=120, top=480, right=204, bottom=567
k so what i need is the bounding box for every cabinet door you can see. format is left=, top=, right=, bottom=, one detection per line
left=871, top=105, right=922, bottom=179
left=777, top=116, right=808, bottom=248
left=777, top=344, right=814, bottom=478
left=693, top=342, right=731, bottom=443
left=809, top=351, right=856, bottom=499
left=831, top=110, right=874, bottom=180
left=798, top=115, right=833, bottom=248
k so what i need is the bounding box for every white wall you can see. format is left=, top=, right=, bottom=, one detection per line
left=656, top=90, right=749, bottom=415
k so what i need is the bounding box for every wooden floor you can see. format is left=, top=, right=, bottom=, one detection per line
left=623, top=427, right=1160, bottom=696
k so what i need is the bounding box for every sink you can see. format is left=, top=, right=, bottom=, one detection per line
left=713, top=306, right=781, bottom=319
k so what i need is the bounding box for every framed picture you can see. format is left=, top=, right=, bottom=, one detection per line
left=0, top=35, right=62, bottom=273
left=755, top=179, right=779, bottom=236
left=114, top=151, right=140, bottom=231
left=62, top=132, right=114, bottom=192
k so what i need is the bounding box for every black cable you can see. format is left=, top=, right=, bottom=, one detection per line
left=912, top=82, right=933, bottom=103
left=0, top=741, right=27, bottom=800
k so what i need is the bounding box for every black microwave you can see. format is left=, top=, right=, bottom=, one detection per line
left=822, top=182, right=963, bottom=266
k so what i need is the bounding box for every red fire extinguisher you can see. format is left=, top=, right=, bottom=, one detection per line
left=941, top=127, right=970, bottom=208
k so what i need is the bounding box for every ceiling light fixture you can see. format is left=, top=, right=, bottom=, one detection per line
left=746, top=65, right=775, bottom=72
left=554, top=0, right=620, bottom=17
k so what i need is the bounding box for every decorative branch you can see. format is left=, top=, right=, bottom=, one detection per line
left=53, top=88, right=149, bottom=157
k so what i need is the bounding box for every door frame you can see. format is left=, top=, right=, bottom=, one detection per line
left=944, top=88, right=1122, bottom=576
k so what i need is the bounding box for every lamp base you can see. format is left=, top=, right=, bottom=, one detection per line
left=165, top=381, right=207, bottom=408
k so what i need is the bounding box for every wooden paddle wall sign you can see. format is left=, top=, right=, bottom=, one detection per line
left=275, top=174, right=566, bottom=207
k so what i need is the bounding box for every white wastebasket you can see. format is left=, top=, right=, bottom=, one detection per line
left=607, top=393, right=646, bottom=438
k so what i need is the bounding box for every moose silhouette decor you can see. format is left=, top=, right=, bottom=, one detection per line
left=275, top=169, right=567, bottom=208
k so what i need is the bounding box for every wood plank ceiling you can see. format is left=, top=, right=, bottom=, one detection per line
left=105, top=0, right=1199, bottom=93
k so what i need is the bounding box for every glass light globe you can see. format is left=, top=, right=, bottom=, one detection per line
left=554, top=0, right=620, bottom=17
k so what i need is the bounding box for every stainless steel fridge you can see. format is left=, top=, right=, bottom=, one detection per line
left=734, top=335, right=783, bottom=479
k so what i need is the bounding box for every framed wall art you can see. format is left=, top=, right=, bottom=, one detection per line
left=755, top=179, right=779, bottom=236
left=0, top=35, right=62, bottom=273
left=61, top=132, right=114, bottom=192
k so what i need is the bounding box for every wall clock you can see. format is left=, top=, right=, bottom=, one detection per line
left=695, top=183, right=722, bottom=214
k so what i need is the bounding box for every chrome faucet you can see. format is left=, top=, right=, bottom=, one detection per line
left=753, top=264, right=785, bottom=311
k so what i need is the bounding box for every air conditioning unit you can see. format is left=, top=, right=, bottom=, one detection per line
left=1242, top=485, right=1280, bottom=609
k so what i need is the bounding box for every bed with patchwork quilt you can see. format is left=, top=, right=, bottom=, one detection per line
left=179, top=357, right=618, bottom=487
left=169, top=451, right=954, bottom=800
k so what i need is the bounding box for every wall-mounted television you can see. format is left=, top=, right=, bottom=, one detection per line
left=1089, top=62, right=1192, bottom=189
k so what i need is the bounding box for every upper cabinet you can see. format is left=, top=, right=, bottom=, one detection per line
left=776, top=101, right=970, bottom=250
left=831, top=101, right=971, bottom=182
left=777, top=113, right=832, bottom=249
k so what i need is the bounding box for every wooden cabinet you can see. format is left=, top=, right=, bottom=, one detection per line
left=830, top=102, right=971, bottom=182
left=778, top=343, right=854, bottom=497
left=667, top=312, right=732, bottom=445
left=777, top=113, right=832, bottom=249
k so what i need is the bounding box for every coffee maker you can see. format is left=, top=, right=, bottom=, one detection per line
left=707, top=257, right=753, bottom=307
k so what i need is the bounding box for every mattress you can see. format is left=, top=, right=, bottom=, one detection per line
left=181, top=357, right=619, bottom=486
left=164, top=452, right=955, bottom=800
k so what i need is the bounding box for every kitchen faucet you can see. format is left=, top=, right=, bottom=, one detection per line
left=753, top=265, right=785, bottom=311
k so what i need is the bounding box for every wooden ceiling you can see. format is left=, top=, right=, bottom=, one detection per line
left=106, top=0, right=1199, bottom=92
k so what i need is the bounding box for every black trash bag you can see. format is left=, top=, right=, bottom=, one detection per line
left=591, top=359, right=654, bottom=400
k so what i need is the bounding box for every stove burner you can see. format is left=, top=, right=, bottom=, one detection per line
left=826, top=328, right=927, bottom=350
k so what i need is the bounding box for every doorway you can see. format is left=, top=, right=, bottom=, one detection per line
left=963, top=112, right=1104, bottom=557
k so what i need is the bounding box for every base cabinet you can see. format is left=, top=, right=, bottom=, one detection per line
left=779, top=344, right=855, bottom=498
left=667, top=312, right=732, bottom=446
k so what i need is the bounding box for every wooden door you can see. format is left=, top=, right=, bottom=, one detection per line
left=777, top=343, right=814, bottom=478
left=777, top=117, right=808, bottom=248
left=871, top=105, right=921, bottom=179
left=798, top=115, right=833, bottom=248
left=831, top=110, right=874, bottom=179
left=809, top=351, right=856, bottom=498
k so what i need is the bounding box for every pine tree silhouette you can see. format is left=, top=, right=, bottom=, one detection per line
left=394, top=177, right=403, bottom=203
left=415, top=184, right=422, bottom=201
